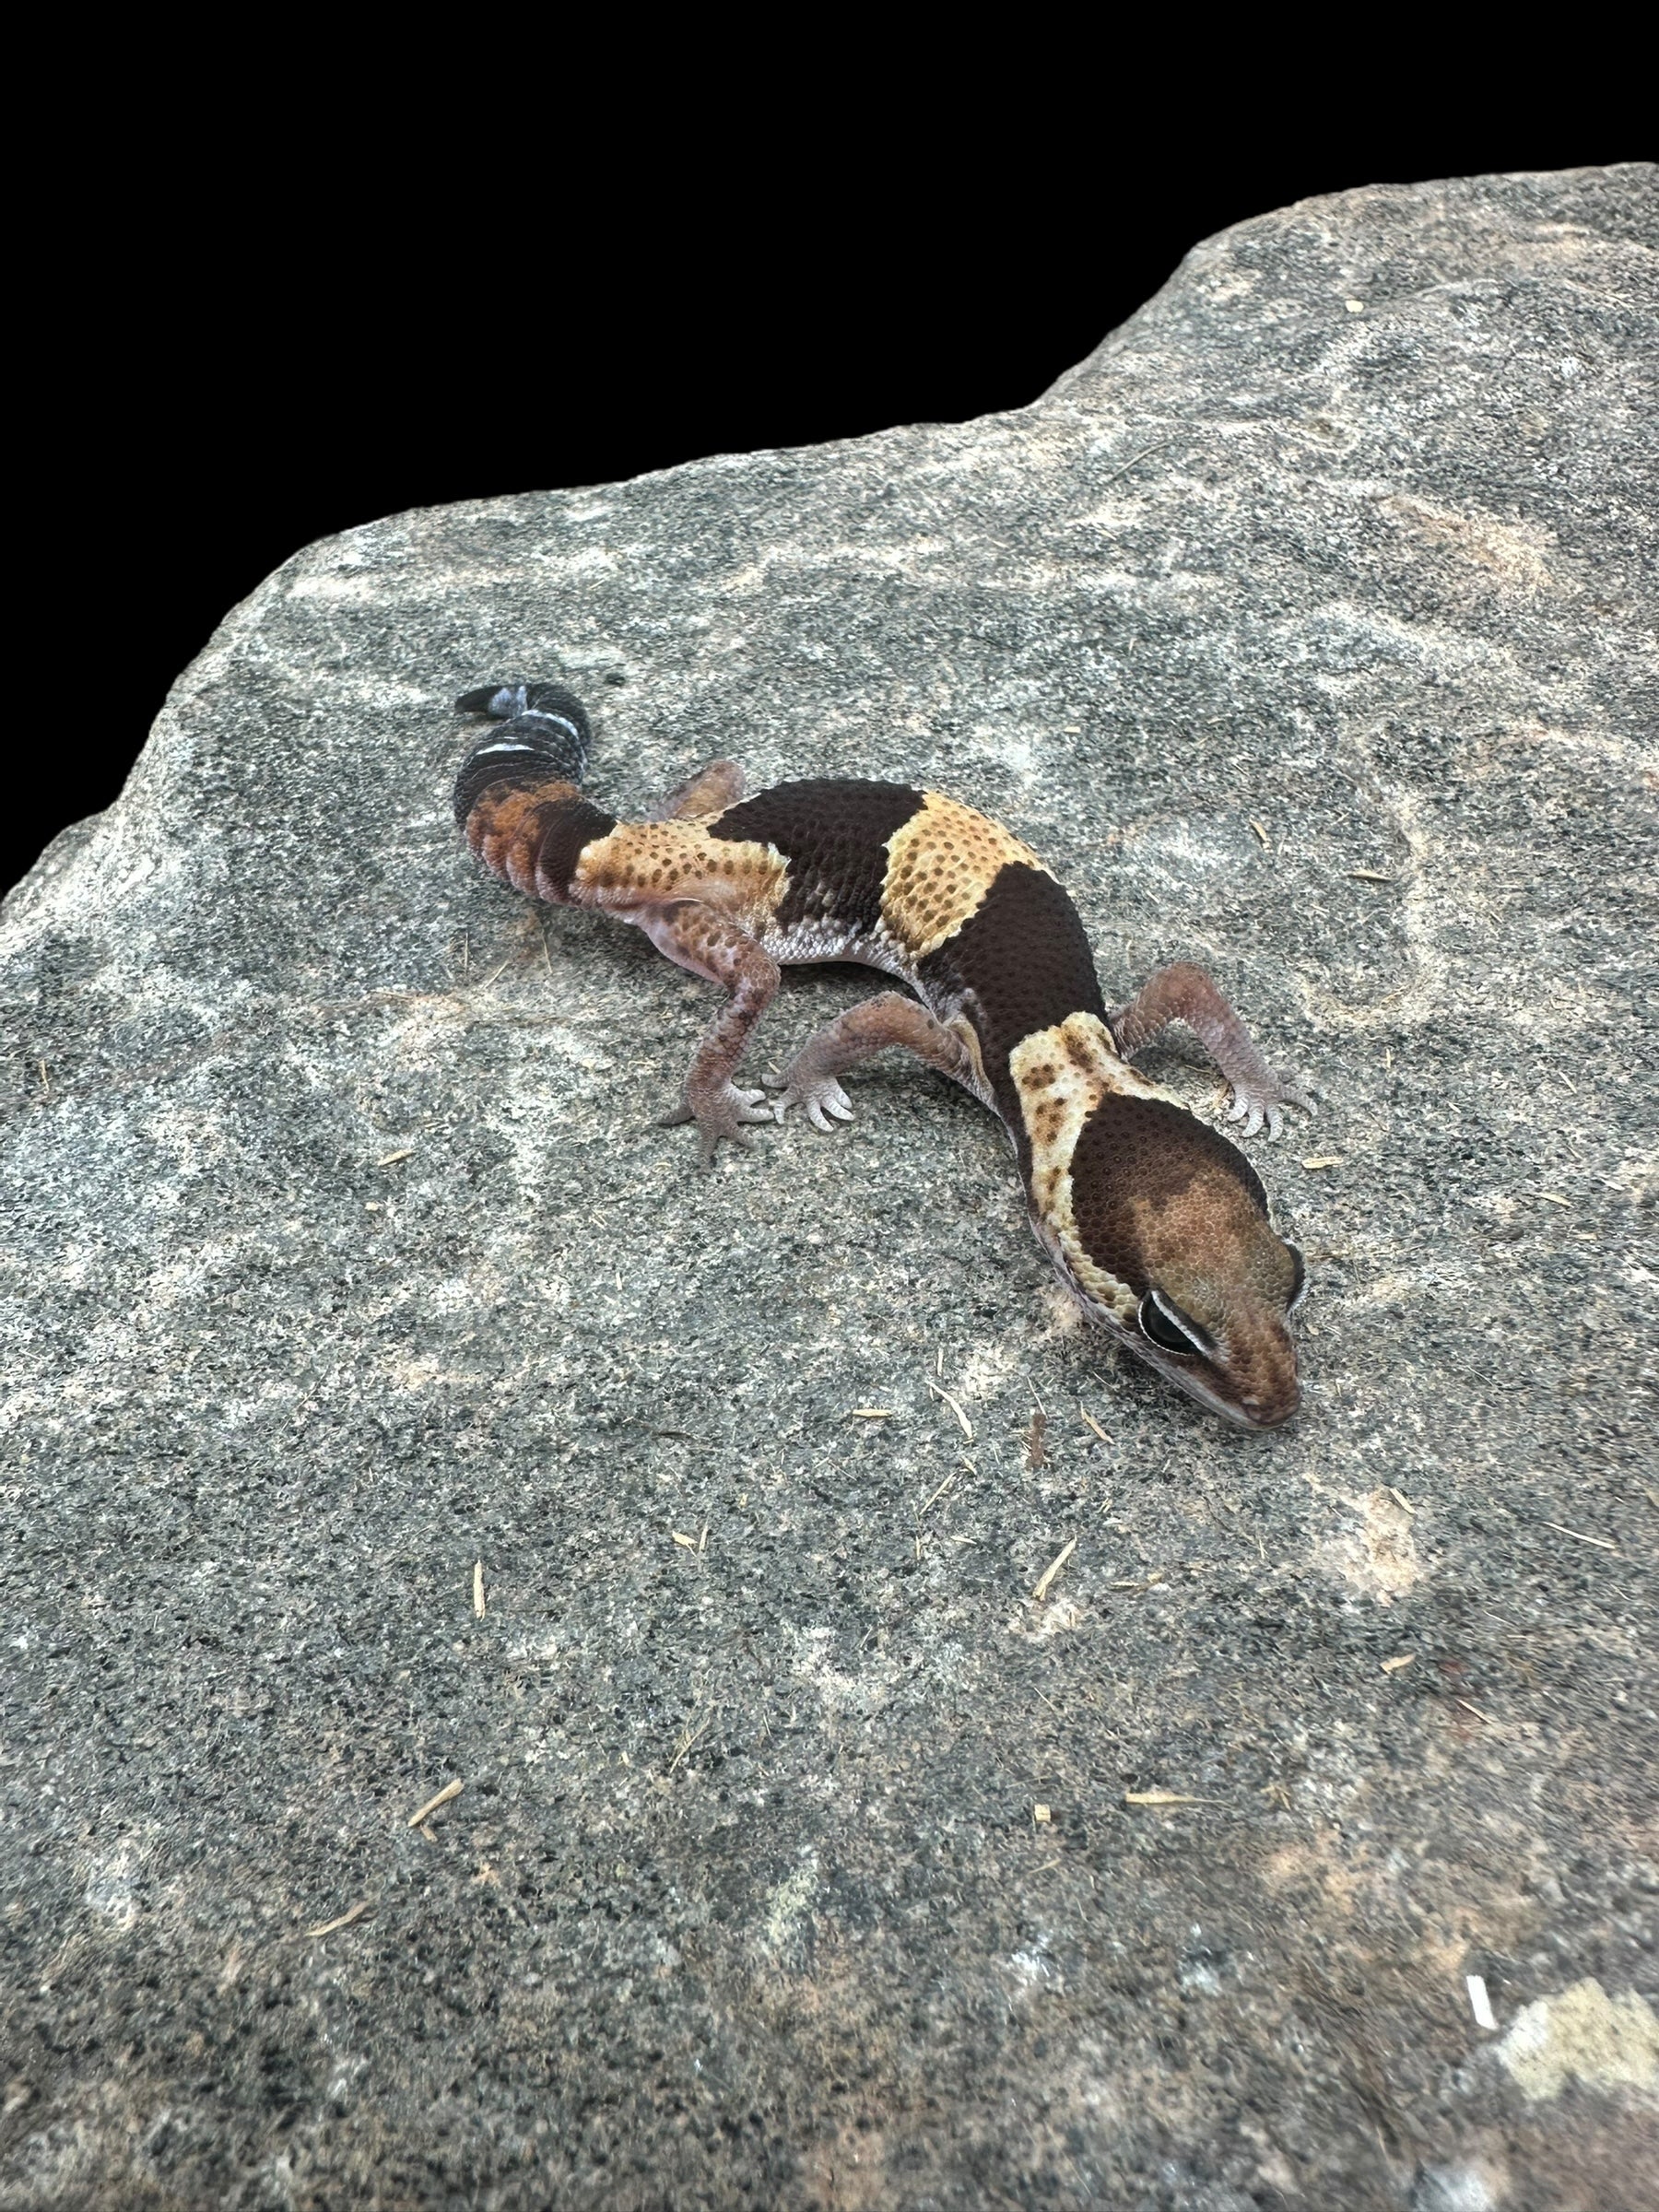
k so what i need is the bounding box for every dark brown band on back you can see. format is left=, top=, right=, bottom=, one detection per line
left=710, top=778, right=925, bottom=934
left=918, top=861, right=1107, bottom=1145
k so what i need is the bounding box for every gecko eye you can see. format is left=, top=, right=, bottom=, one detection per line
left=1139, top=1290, right=1211, bottom=1358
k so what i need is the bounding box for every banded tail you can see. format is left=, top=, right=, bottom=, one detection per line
left=453, top=682, right=617, bottom=902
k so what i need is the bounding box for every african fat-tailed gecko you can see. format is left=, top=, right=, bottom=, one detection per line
left=453, top=682, right=1312, bottom=1428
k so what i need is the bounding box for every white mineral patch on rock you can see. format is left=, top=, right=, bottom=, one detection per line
left=756, top=1857, right=818, bottom=1971
left=1318, top=1485, right=1424, bottom=1603
left=1412, top=2164, right=1501, bottom=2212
left=1495, top=1978, right=1659, bottom=2102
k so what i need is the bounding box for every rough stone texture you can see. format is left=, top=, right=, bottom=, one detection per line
left=3, top=167, right=1655, bottom=2210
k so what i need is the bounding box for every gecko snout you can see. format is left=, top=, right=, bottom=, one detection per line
left=1235, top=1376, right=1300, bottom=1429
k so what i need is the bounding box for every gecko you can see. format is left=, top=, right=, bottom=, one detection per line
left=453, top=681, right=1313, bottom=1430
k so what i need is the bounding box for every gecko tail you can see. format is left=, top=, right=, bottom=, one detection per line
left=452, top=680, right=616, bottom=901
left=452, top=680, right=593, bottom=825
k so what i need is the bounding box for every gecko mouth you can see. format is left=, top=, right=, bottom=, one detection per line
left=1124, top=1345, right=1291, bottom=1433
left=1100, top=1307, right=1300, bottom=1430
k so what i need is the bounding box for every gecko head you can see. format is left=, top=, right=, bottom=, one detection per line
left=1055, top=1093, right=1305, bottom=1430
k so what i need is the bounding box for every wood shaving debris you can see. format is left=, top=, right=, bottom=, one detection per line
left=1079, top=1408, right=1111, bottom=1445
left=1535, top=1192, right=1570, bottom=1207
left=1382, top=1653, right=1416, bottom=1674
left=1387, top=1488, right=1415, bottom=1513
left=375, top=1147, right=415, bottom=1167
left=1096, top=430, right=1178, bottom=487
left=1032, top=1803, right=1053, bottom=1825
left=1453, top=1697, right=1492, bottom=1724
left=1032, top=1535, right=1078, bottom=1603
left=1025, top=1410, right=1048, bottom=1471
left=1300, top=1155, right=1343, bottom=1170
left=927, top=1382, right=974, bottom=1441
left=1026, top=1374, right=1049, bottom=1417
left=850, top=1407, right=895, bottom=1419
left=666, top=1712, right=711, bottom=1775
left=1124, top=1790, right=1218, bottom=1807
left=1348, top=867, right=1394, bottom=881
left=477, top=951, right=518, bottom=990
left=698, top=1522, right=709, bottom=1554
left=1540, top=1519, right=1618, bottom=1551
left=407, top=1779, right=463, bottom=1829
left=1466, top=1974, right=1497, bottom=2031
left=303, top=1900, right=373, bottom=1939
left=671, top=1531, right=698, bottom=1549
left=1249, top=818, right=1271, bottom=848
left=473, top=1561, right=486, bottom=1618
left=917, top=1471, right=958, bottom=1518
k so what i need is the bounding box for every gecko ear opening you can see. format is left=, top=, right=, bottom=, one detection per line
left=1139, top=1290, right=1211, bottom=1358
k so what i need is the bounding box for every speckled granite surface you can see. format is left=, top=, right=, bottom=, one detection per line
left=3, top=165, right=1655, bottom=2209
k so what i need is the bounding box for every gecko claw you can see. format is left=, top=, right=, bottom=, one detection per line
left=1225, top=1073, right=1312, bottom=1143
left=767, top=1070, right=856, bottom=1134
left=659, top=1082, right=772, bottom=1166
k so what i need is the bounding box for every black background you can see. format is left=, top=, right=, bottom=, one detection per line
left=13, top=104, right=1645, bottom=900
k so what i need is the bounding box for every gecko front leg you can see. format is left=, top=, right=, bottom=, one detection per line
left=635, top=900, right=780, bottom=1166
left=1110, top=962, right=1312, bottom=1139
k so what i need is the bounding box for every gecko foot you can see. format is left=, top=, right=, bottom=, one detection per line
left=764, top=1068, right=856, bottom=1135
left=659, top=1082, right=773, bottom=1168
left=1224, top=1069, right=1313, bottom=1143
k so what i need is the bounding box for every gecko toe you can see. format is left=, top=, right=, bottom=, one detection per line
left=1226, top=1066, right=1312, bottom=1143
left=806, top=1094, right=855, bottom=1133
left=664, top=1081, right=773, bottom=1162
left=771, top=1069, right=855, bottom=1132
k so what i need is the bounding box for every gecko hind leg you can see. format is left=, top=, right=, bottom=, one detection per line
left=1109, top=962, right=1312, bottom=1140
left=636, top=900, right=780, bottom=1167
left=650, top=759, right=747, bottom=821
left=768, top=994, right=975, bottom=1133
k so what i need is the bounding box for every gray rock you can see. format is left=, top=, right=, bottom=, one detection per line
left=3, top=165, right=1655, bottom=2210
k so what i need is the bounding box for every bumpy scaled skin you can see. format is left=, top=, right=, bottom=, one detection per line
left=453, top=685, right=1312, bottom=1429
